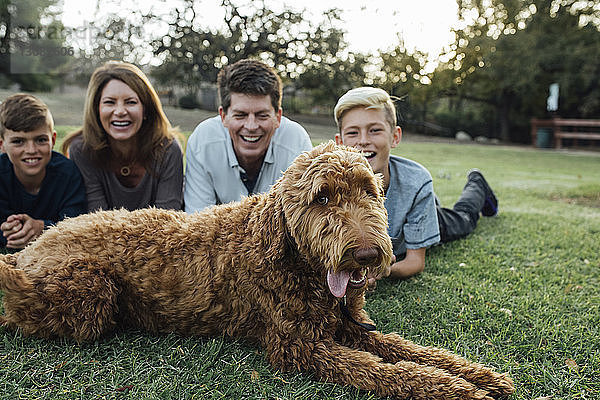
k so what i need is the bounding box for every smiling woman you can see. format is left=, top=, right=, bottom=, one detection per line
left=98, top=79, right=145, bottom=146
left=61, top=61, right=184, bottom=212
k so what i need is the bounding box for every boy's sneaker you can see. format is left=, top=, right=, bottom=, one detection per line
left=467, top=169, right=498, bottom=216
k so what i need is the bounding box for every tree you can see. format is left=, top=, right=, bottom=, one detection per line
left=293, top=52, right=368, bottom=111
left=149, top=0, right=368, bottom=109
left=0, top=0, right=69, bottom=91
left=373, top=43, right=436, bottom=131
left=292, top=9, right=369, bottom=110
left=436, top=0, right=600, bottom=142
left=532, top=4, right=600, bottom=119
left=150, top=0, right=314, bottom=96
left=149, top=1, right=231, bottom=97
left=63, top=15, right=147, bottom=86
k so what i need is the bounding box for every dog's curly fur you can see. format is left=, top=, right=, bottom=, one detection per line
left=0, top=141, right=514, bottom=399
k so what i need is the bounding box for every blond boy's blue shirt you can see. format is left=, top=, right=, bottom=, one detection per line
left=184, top=115, right=313, bottom=213
left=385, top=155, right=440, bottom=258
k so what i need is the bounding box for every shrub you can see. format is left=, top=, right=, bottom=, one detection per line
left=178, top=94, right=200, bottom=109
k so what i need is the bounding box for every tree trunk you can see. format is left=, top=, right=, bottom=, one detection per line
left=498, top=96, right=511, bottom=142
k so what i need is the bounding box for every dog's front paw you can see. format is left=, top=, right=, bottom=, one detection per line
left=486, top=372, right=515, bottom=399
left=467, top=369, right=514, bottom=399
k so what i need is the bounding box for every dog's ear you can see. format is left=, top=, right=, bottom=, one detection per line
left=374, top=172, right=386, bottom=198
left=251, top=185, right=288, bottom=262
left=306, top=140, right=339, bottom=157
left=309, top=140, right=362, bottom=157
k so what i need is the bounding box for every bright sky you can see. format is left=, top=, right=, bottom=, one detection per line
left=60, top=0, right=459, bottom=56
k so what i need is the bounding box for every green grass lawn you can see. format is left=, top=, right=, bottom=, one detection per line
left=1, top=135, right=599, bottom=399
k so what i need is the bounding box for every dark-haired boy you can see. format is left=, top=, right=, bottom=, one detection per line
left=0, top=93, right=86, bottom=249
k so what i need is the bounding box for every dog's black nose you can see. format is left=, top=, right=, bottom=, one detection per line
left=353, top=247, right=379, bottom=265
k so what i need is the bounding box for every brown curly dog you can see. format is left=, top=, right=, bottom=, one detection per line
left=0, top=142, right=513, bottom=399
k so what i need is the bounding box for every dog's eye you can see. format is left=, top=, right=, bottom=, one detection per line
left=316, top=195, right=329, bottom=205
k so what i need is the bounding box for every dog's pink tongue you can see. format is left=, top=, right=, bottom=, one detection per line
left=327, top=269, right=350, bottom=298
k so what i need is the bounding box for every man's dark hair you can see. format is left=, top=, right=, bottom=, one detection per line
left=217, top=59, right=282, bottom=113
left=0, top=93, right=52, bottom=139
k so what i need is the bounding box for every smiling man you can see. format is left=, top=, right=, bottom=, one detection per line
left=184, top=59, right=312, bottom=212
left=0, top=93, right=86, bottom=249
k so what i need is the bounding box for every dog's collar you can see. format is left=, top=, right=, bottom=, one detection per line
left=340, top=296, right=376, bottom=331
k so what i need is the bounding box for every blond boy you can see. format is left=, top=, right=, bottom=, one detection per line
left=334, top=87, right=498, bottom=285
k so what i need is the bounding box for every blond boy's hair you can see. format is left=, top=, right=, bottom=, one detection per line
left=334, top=87, right=397, bottom=132
left=0, top=93, right=53, bottom=139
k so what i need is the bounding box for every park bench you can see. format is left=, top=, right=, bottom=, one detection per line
left=531, top=118, right=600, bottom=149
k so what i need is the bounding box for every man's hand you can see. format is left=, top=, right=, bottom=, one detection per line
left=1, top=214, right=44, bottom=249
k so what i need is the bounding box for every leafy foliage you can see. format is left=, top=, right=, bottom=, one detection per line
left=64, top=15, right=147, bottom=86
left=0, top=0, right=69, bottom=91
left=4, top=0, right=600, bottom=143
left=435, top=0, right=600, bottom=142
left=149, top=0, right=368, bottom=108
left=373, top=44, right=437, bottom=130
